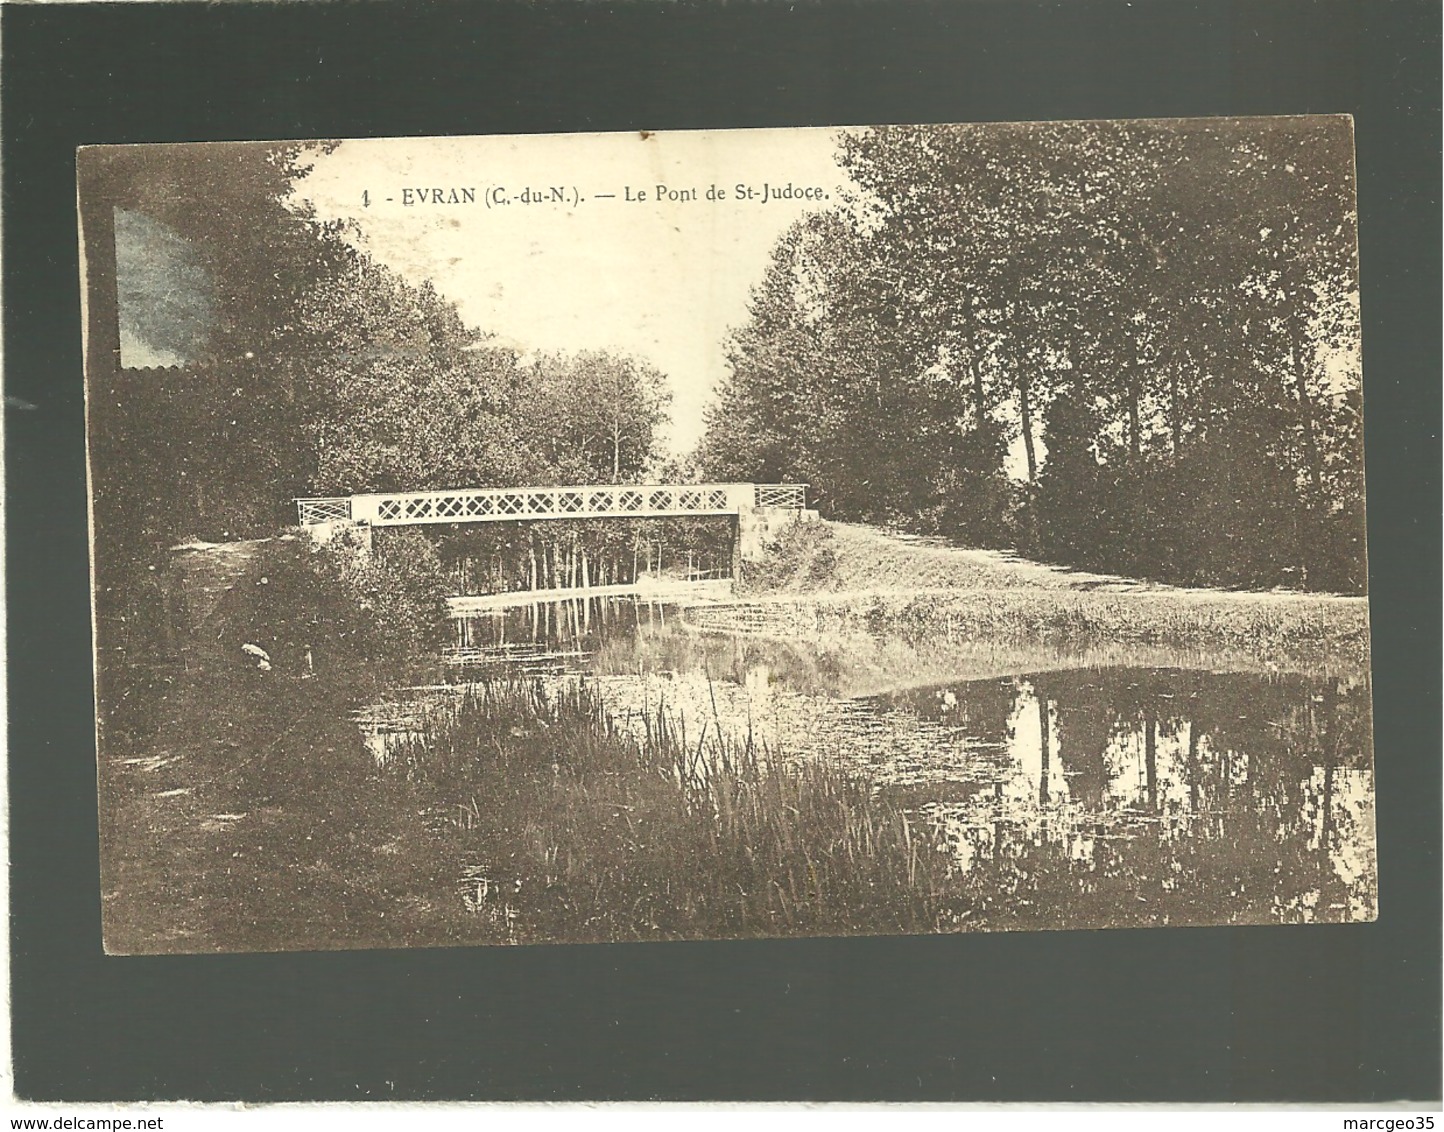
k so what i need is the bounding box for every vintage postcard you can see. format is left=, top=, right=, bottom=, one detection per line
left=80, top=120, right=1373, bottom=954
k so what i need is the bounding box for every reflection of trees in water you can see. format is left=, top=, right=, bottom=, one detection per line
left=448, top=606, right=1375, bottom=923
left=879, top=677, right=1019, bottom=751
left=465, top=604, right=909, bottom=701
left=922, top=668, right=1374, bottom=925
left=1048, top=681, right=1114, bottom=812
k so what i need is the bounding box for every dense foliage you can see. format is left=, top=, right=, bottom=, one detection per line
left=80, top=143, right=674, bottom=608
left=699, top=118, right=1365, bottom=592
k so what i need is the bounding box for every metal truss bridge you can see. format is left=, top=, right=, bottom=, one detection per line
left=296, top=482, right=808, bottom=529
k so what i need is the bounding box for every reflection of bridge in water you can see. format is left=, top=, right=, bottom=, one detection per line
left=446, top=577, right=736, bottom=615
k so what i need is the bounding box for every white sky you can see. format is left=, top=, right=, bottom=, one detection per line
left=292, top=129, right=852, bottom=457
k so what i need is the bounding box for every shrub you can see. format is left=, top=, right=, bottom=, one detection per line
left=739, top=520, right=839, bottom=593
left=226, top=528, right=449, bottom=674
left=326, top=527, right=450, bottom=657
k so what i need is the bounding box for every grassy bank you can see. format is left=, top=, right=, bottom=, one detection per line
left=98, top=535, right=474, bottom=953
left=734, top=520, right=1370, bottom=673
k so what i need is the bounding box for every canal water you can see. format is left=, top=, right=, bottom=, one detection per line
left=364, top=596, right=1376, bottom=929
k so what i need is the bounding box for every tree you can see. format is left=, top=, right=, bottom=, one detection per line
left=743, top=117, right=1370, bottom=590
left=699, top=216, right=839, bottom=490
left=525, top=351, right=671, bottom=484
left=291, top=256, right=543, bottom=495
left=79, top=142, right=361, bottom=560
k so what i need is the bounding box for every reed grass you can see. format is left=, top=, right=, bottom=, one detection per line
left=384, top=679, right=970, bottom=943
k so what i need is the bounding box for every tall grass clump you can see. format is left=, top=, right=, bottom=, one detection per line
left=384, top=679, right=970, bottom=943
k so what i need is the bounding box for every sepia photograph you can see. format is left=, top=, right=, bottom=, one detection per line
left=79, top=119, right=1374, bottom=955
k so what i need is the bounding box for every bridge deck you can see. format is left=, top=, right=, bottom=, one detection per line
left=297, top=483, right=806, bottom=527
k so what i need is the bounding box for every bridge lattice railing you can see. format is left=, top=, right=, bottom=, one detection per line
left=368, top=485, right=737, bottom=524
left=295, top=483, right=807, bottom=526
left=295, top=497, right=352, bottom=524
left=755, top=484, right=807, bottom=508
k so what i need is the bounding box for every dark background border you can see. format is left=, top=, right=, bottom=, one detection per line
left=5, top=0, right=1439, bottom=1104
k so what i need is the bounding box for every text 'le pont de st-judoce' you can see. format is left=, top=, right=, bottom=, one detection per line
left=363, top=181, right=832, bottom=208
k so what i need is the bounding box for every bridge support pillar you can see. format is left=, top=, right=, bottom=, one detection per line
left=736, top=505, right=815, bottom=563
left=304, top=519, right=372, bottom=555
